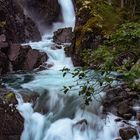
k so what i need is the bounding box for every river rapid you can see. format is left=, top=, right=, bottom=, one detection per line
left=1, top=0, right=139, bottom=140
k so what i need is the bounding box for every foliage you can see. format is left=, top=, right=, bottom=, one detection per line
left=81, top=22, right=140, bottom=90
left=63, top=22, right=140, bottom=104
left=62, top=1, right=140, bottom=104
left=109, top=22, right=140, bottom=48
left=82, top=22, right=140, bottom=68
left=75, top=0, right=120, bottom=42
left=61, top=67, right=114, bottom=105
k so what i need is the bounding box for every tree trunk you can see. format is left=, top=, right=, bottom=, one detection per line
left=121, top=0, right=124, bottom=8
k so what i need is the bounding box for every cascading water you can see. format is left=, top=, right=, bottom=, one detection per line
left=2, top=0, right=139, bottom=140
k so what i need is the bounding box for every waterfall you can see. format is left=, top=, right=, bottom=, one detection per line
left=7, top=0, right=123, bottom=140
left=58, top=0, right=75, bottom=28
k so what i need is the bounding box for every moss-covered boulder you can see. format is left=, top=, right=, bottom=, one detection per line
left=71, top=0, right=120, bottom=66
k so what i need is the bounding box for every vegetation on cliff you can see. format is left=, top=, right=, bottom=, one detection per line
left=64, top=0, right=140, bottom=104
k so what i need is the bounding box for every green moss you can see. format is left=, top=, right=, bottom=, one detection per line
left=4, top=92, right=16, bottom=102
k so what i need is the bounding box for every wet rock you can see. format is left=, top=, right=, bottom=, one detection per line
left=115, top=138, right=122, bottom=140
left=0, top=43, right=48, bottom=75
left=73, top=119, right=88, bottom=132
left=51, top=45, right=62, bottom=50
left=34, top=90, right=50, bottom=114
left=36, top=62, right=54, bottom=71
left=8, top=44, right=30, bottom=61
left=19, top=89, right=39, bottom=106
left=115, top=118, right=122, bottom=122
left=7, top=44, right=48, bottom=71
left=53, top=27, right=73, bottom=44
left=8, top=44, right=31, bottom=71
left=117, top=101, right=132, bottom=117
left=23, top=49, right=48, bottom=70
left=55, top=45, right=62, bottom=49
left=123, top=113, right=132, bottom=120
left=75, top=119, right=88, bottom=125
left=119, top=127, right=139, bottom=140
left=0, top=89, right=23, bottom=139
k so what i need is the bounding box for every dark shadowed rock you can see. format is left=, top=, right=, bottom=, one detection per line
left=53, top=27, right=73, bottom=44
left=18, top=89, right=39, bottom=106
left=0, top=0, right=41, bottom=43
left=36, top=62, right=54, bottom=71
left=0, top=43, right=48, bottom=75
left=0, top=42, right=9, bottom=52
left=0, top=51, right=9, bottom=75
left=117, top=101, right=132, bottom=117
left=64, top=45, right=73, bottom=57
left=119, top=127, right=139, bottom=140
left=51, top=45, right=62, bottom=50
left=18, top=0, right=62, bottom=28
left=115, top=138, right=122, bottom=140
left=7, top=44, right=48, bottom=71
left=8, top=44, right=31, bottom=71
left=23, top=49, right=48, bottom=70
left=0, top=88, right=23, bottom=139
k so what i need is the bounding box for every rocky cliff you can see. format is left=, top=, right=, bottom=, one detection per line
left=0, top=0, right=41, bottom=43
left=17, top=0, right=62, bottom=34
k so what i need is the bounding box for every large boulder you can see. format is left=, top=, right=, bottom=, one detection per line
left=8, top=44, right=31, bottom=71
left=0, top=0, right=41, bottom=43
left=0, top=42, right=48, bottom=75
left=117, top=100, right=132, bottom=117
left=53, top=27, right=73, bottom=44
left=0, top=88, right=24, bottom=140
left=119, top=127, right=139, bottom=140
left=23, top=49, right=48, bottom=70
left=8, top=44, right=48, bottom=71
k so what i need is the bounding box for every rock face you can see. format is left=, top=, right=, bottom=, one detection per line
left=0, top=0, right=41, bottom=43
left=0, top=51, right=9, bottom=74
left=18, top=0, right=62, bottom=32
left=0, top=88, right=23, bottom=140
left=53, top=27, right=73, bottom=44
left=68, top=0, right=104, bottom=66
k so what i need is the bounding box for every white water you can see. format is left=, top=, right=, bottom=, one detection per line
left=14, top=0, right=138, bottom=140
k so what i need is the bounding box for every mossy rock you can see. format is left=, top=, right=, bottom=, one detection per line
left=4, top=92, right=17, bottom=104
